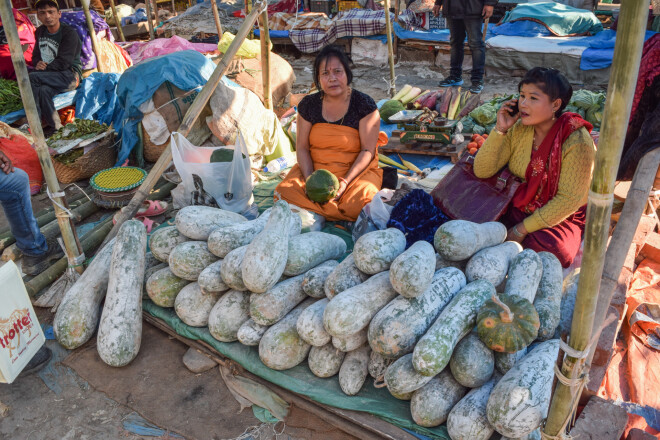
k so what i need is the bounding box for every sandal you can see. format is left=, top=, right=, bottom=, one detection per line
left=136, top=216, right=159, bottom=233
left=112, top=200, right=168, bottom=224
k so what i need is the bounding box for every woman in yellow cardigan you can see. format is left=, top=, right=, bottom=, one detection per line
left=474, top=67, right=596, bottom=267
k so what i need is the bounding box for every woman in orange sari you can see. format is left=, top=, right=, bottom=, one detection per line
left=275, top=45, right=384, bottom=222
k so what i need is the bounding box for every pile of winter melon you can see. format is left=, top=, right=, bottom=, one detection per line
left=55, top=199, right=567, bottom=438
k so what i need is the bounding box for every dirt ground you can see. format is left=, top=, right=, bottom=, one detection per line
left=0, top=47, right=599, bottom=440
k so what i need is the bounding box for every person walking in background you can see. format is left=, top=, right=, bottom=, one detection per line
left=433, top=0, right=497, bottom=94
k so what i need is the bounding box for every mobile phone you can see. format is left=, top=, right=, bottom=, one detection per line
left=509, top=102, right=519, bottom=116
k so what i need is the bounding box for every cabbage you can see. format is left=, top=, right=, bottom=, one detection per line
left=472, top=124, right=485, bottom=135
left=585, top=105, right=603, bottom=128
left=460, top=117, right=475, bottom=133
left=469, top=104, right=498, bottom=126
left=571, top=90, right=604, bottom=110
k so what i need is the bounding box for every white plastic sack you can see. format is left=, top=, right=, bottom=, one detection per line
left=351, top=189, right=395, bottom=242
left=351, top=38, right=389, bottom=67
left=139, top=99, right=170, bottom=145
left=0, top=261, right=46, bottom=384
left=171, top=132, right=253, bottom=214
left=206, top=79, right=291, bottom=160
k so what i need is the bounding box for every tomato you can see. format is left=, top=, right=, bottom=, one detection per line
left=476, top=138, right=485, bottom=147
left=468, top=147, right=478, bottom=155
left=467, top=141, right=478, bottom=149
left=471, top=134, right=479, bottom=141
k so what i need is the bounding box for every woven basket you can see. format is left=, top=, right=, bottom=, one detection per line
left=90, top=166, right=147, bottom=208
left=52, top=133, right=117, bottom=184
left=142, top=125, right=169, bottom=163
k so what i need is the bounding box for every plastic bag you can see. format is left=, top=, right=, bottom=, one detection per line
left=217, top=32, right=271, bottom=58
left=171, top=131, right=253, bottom=214
left=351, top=190, right=395, bottom=242
left=0, top=261, right=46, bottom=384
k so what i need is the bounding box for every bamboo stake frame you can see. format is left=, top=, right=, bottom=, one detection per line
left=0, top=0, right=84, bottom=274
left=210, top=0, right=224, bottom=40
left=543, top=0, right=651, bottom=436
left=81, top=0, right=104, bottom=73
left=144, top=0, right=156, bottom=40
left=383, top=0, right=396, bottom=97
left=108, top=0, right=126, bottom=42
left=259, top=9, right=272, bottom=110
left=102, top=0, right=268, bottom=247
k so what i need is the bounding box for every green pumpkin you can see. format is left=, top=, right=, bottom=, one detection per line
left=305, top=169, right=340, bottom=203
left=477, top=294, right=540, bottom=353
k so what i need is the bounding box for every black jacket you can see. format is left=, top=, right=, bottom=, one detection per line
left=32, top=23, right=82, bottom=78
left=433, top=0, right=498, bottom=19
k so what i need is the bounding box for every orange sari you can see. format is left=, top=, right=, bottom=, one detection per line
left=275, top=123, right=384, bottom=222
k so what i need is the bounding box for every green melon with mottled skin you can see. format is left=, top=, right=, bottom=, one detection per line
left=434, top=220, right=507, bottom=261
left=149, top=226, right=188, bottom=263
left=308, top=343, right=345, bottom=378
left=449, top=333, right=494, bottom=388
left=208, top=289, right=251, bottom=342
left=534, top=252, right=563, bottom=340
left=413, top=279, right=496, bottom=376
left=447, top=374, right=500, bottom=440
left=353, top=228, right=407, bottom=275
left=305, top=169, right=340, bottom=203
left=411, top=369, right=468, bottom=427
left=259, top=298, right=316, bottom=370
left=486, top=339, right=560, bottom=438
left=146, top=267, right=191, bottom=307
left=338, top=345, right=370, bottom=396
left=302, top=260, right=339, bottom=298
left=368, top=267, right=466, bottom=359
left=169, top=241, right=219, bottom=281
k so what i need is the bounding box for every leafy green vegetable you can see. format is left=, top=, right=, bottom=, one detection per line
left=0, top=79, right=23, bottom=116
left=47, top=118, right=109, bottom=145
left=469, top=104, right=498, bottom=126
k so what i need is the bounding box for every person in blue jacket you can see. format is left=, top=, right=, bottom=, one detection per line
left=433, top=0, right=497, bottom=94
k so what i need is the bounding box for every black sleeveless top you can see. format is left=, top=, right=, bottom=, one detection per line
left=297, top=89, right=378, bottom=131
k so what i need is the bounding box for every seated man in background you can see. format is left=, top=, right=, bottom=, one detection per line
left=30, top=0, right=82, bottom=136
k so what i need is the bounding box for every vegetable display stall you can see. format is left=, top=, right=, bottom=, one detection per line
left=54, top=201, right=576, bottom=440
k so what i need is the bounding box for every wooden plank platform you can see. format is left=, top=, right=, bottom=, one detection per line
left=381, top=134, right=468, bottom=163
left=143, top=312, right=420, bottom=440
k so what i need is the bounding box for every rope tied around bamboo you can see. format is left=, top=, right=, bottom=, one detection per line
left=540, top=313, right=619, bottom=440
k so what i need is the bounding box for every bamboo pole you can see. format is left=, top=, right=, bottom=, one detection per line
left=586, top=147, right=660, bottom=365
left=108, top=0, right=126, bottom=42
left=0, top=198, right=87, bottom=251
left=2, top=199, right=99, bottom=261
left=144, top=0, right=156, bottom=40
left=383, top=0, right=396, bottom=98
left=101, top=1, right=268, bottom=248
left=81, top=0, right=104, bottom=73
left=543, top=0, right=650, bottom=436
left=258, top=8, right=272, bottom=110
left=0, top=0, right=84, bottom=274
left=210, top=0, right=224, bottom=39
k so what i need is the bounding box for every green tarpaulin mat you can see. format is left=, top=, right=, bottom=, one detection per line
left=142, top=300, right=450, bottom=440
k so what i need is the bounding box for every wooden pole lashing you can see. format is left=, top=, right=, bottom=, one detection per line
left=108, top=0, right=126, bottom=42
left=259, top=8, right=272, bottom=110
left=383, top=0, right=396, bottom=98
left=542, top=0, right=650, bottom=436
left=81, top=0, right=104, bottom=73
left=102, top=1, right=268, bottom=247
left=0, top=0, right=84, bottom=274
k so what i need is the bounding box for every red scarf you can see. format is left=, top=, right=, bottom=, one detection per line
left=512, top=112, right=593, bottom=214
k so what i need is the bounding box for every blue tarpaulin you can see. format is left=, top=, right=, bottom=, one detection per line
left=500, top=2, right=603, bottom=36
left=115, top=50, right=215, bottom=166
left=74, top=72, right=124, bottom=141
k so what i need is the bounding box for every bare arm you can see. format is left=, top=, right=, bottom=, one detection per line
left=335, top=110, right=380, bottom=200
left=296, top=114, right=314, bottom=180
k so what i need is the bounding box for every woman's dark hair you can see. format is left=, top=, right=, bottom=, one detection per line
left=518, top=67, right=573, bottom=117
left=313, top=45, right=353, bottom=94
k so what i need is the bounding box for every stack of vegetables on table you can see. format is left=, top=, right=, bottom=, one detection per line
left=0, top=78, right=23, bottom=116
left=52, top=199, right=573, bottom=438
left=379, top=84, right=483, bottom=124
left=461, top=89, right=606, bottom=135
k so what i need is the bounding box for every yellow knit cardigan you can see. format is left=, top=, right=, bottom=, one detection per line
left=473, top=121, right=596, bottom=233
